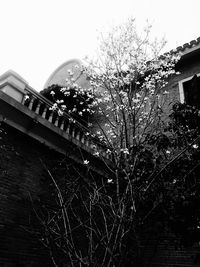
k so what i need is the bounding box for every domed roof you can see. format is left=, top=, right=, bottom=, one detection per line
left=43, top=59, right=90, bottom=90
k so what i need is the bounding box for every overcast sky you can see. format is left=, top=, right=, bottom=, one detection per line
left=0, top=0, right=200, bottom=91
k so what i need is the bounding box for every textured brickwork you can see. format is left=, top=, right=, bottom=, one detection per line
left=0, top=122, right=59, bottom=267
left=138, top=56, right=200, bottom=266
left=140, top=230, right=200, bottom=267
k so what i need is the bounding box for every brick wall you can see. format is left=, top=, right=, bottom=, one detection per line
left=137, top=56, right=200, bottom=267
left=0, top=121, right=106, bottom=267
left=140, top=229, right=200, bottom=267
left=0, top=122, right=61, bottom=267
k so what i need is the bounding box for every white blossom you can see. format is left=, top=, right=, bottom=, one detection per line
left=163, top=90, right=169, bottom=95
left=120, top=148, right=129, bottom=155
left=24, top=95, right=29, bottom=101
left=50, top=91, right=55, bottom=96
left=192, top=144, right=198, bottom=149
left=83, top=160, right=89, bottom=165
left=58, top=109, right=63, bottom=116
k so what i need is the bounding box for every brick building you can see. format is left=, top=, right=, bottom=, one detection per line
left=0, top=37, right=200, bottom=266
left=165, top=37, right=200, bottom=108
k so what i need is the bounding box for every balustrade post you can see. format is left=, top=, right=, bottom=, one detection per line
left=76, top=131, right=80, bottom=141
left=42, top=107, right=48, bottom=119
left=48, top=111, right=53, bottom=123
left=85, top=139, right=89, bottom=146
left=35, top=101, right=41, bottom=114
left=54, top=116, right=59, bottom=127
left=21, top=94, right=28, bottom=105
left=72, top=128, right=76, bottom=138
left=60, top=119, right=65, bottom=130
left=66, top=122, right=70, bottom=134
left=28, top=95, right=35, bottom=110
left=81, top=135, right=85, bottom=144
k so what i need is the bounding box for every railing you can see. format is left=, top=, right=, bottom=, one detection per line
left=21, top=87, right=111, bottom=161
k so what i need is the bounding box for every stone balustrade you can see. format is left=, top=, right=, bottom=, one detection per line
left=0, top=70, right=112, bottom=165
left=21, top=87, right=111, bottom=160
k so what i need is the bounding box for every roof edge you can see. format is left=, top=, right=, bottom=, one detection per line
left=43, top=59, right=82, bottom=89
